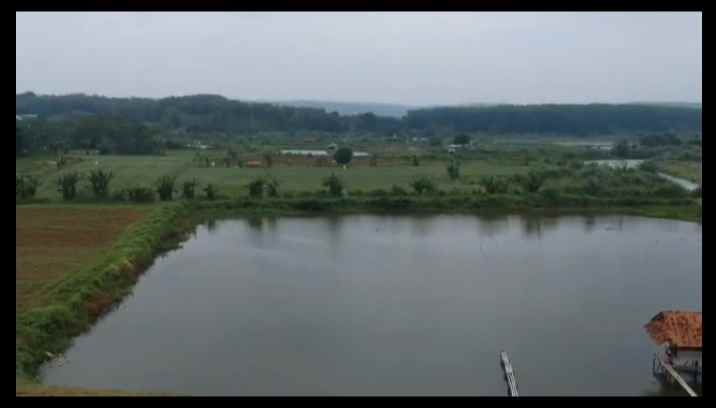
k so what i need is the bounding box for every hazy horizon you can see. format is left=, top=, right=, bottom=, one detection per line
left=16, top=12, right=702, bottom=106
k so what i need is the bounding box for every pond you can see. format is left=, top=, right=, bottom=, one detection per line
left=41, top=214, right=701, bottom=396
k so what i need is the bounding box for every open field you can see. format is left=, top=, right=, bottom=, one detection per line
left=17, top=149, right=533, bottom=200
left=16, top=206, right=149, bottom=312
left=659, top=160, right=701, bottom=184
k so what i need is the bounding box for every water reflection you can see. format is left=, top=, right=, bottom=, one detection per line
left=475, top=214, right=510, bottom=238
left=583, top=215, right=597, bottom=234
left=520, top=216, right=560, bottom=239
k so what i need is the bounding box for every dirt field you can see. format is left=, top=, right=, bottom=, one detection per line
left=16, top=206, right=148, bottom=312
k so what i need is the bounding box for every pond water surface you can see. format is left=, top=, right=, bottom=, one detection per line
left=41, top=214, right=701, bottom=396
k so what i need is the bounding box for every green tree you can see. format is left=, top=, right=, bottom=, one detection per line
left=412, top=155, right=420, bottom=167
left=334, top=147, right=353, bottom=167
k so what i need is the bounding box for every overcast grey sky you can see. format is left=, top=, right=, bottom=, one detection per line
left=16, top=12, right=701, bottom=105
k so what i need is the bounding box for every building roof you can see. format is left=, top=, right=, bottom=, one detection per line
left=644, top=311, right=702, bottom=349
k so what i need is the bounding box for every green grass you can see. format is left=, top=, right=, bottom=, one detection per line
left=659, top=160, right=702, bottom=184
left=18, top=150, right=531, bottom=200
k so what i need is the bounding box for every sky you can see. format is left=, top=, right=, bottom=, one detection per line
left=16, top=12, right=702, bottom=106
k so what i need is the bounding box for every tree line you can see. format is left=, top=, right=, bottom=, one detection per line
left=17, top=93, right=700, bottom=137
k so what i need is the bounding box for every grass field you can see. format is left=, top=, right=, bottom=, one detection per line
left=659, top=160, right=702, bottom=184
left=17, top=149, right=532, bottom=200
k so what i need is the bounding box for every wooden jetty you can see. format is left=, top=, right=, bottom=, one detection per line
left=500, top=351, right=519, bottom=397
left=653, top=354, right=698, bottom=397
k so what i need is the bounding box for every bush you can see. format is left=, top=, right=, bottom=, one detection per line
left=126, top=186, right=155, bottom=203
left=16, top=175, right=40, bottom=200
left=652, top=184, right=687, bottom=197
left=204, top=183, right=218, bottom=200
left=155, top=175, right=176, bottom=201
left=182, top=179, right=198, bottom=199
left=480, top=176, right=508, bottom=194
left=322, top=173, right=344, bottom=197
left=523, top=171, right=546, bottom=193
left=88, top=168, right=114, bottom=199
left=638, top=161, right=659, bottom=173
left=411, top=176, right=436, bottom=195
left=111, top=189, right=127, bottom=202
left=248, top=178, right=265, bottom=198
left=368, top=189, right=388, bottom=197
left=447, top=159, right=461, bottom=181
left=412, top=155, right=420, bottom=166
left=56, top=172, right=82, bottom=201
left=292, top=199, right=328, bottom=211
left=583, top=177, right=603, bottom=196
left=266, top=176, right=280, bottom=198
left=540, top=187, right=561, bottom=204
left=391, top=185, right=408, bottom=195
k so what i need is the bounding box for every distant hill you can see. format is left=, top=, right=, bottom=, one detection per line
left=628, top=101, right=701, bottom=109
left=269, top=100, right=417, bottom=118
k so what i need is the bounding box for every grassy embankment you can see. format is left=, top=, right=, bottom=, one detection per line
left=15, top=203, right=201, bottom=394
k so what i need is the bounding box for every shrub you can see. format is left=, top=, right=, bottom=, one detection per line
left=322, top=173, right=344, bottom=197
left=126, top=186, right=155, bottom=203
left=263, top=152, right=273, bottom=168
left=391, top=185, right=408, bottom=196
left=446, top=159, right=461, bottom=181
left=583, top=177, right=603, bottom=196
left=480, top=176, right=508, bottom=194
left=248, top=178, right=265, bottom=198
left=638, top=161, right=659, bottom=173
left=293, top=199, right=328, bottom=211
left=540, top=187, right=561, bottom=205
left=266, top=176, right=280, bottom=198
left=88, top=168, right=114, bottom=199
left=412, top=155, right=420, bottom=166
left=523, top=171, right=546, bottom=193
left=155, top=175, right=176, bottom=201
left=182, top=179, right=198, bottom=199
left=652, top=184, right=687, bottom=197
left=56, top=172, right=82, bottom=201
left=368, top=189, right=388, bottom=197
left=204, top=183, right=218, bottom=200
left=16, top=175, right=40, bottom=199
left=350, top=189, right=365, bottom=197
left=111, top=189, right=127, bottom=202
left=411, top=176, right=436, bottom=195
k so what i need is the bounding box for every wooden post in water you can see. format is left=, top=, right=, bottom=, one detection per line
left=500, top=351, right=519, bottom=397
left=656, top=354, right=698, bottom=397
